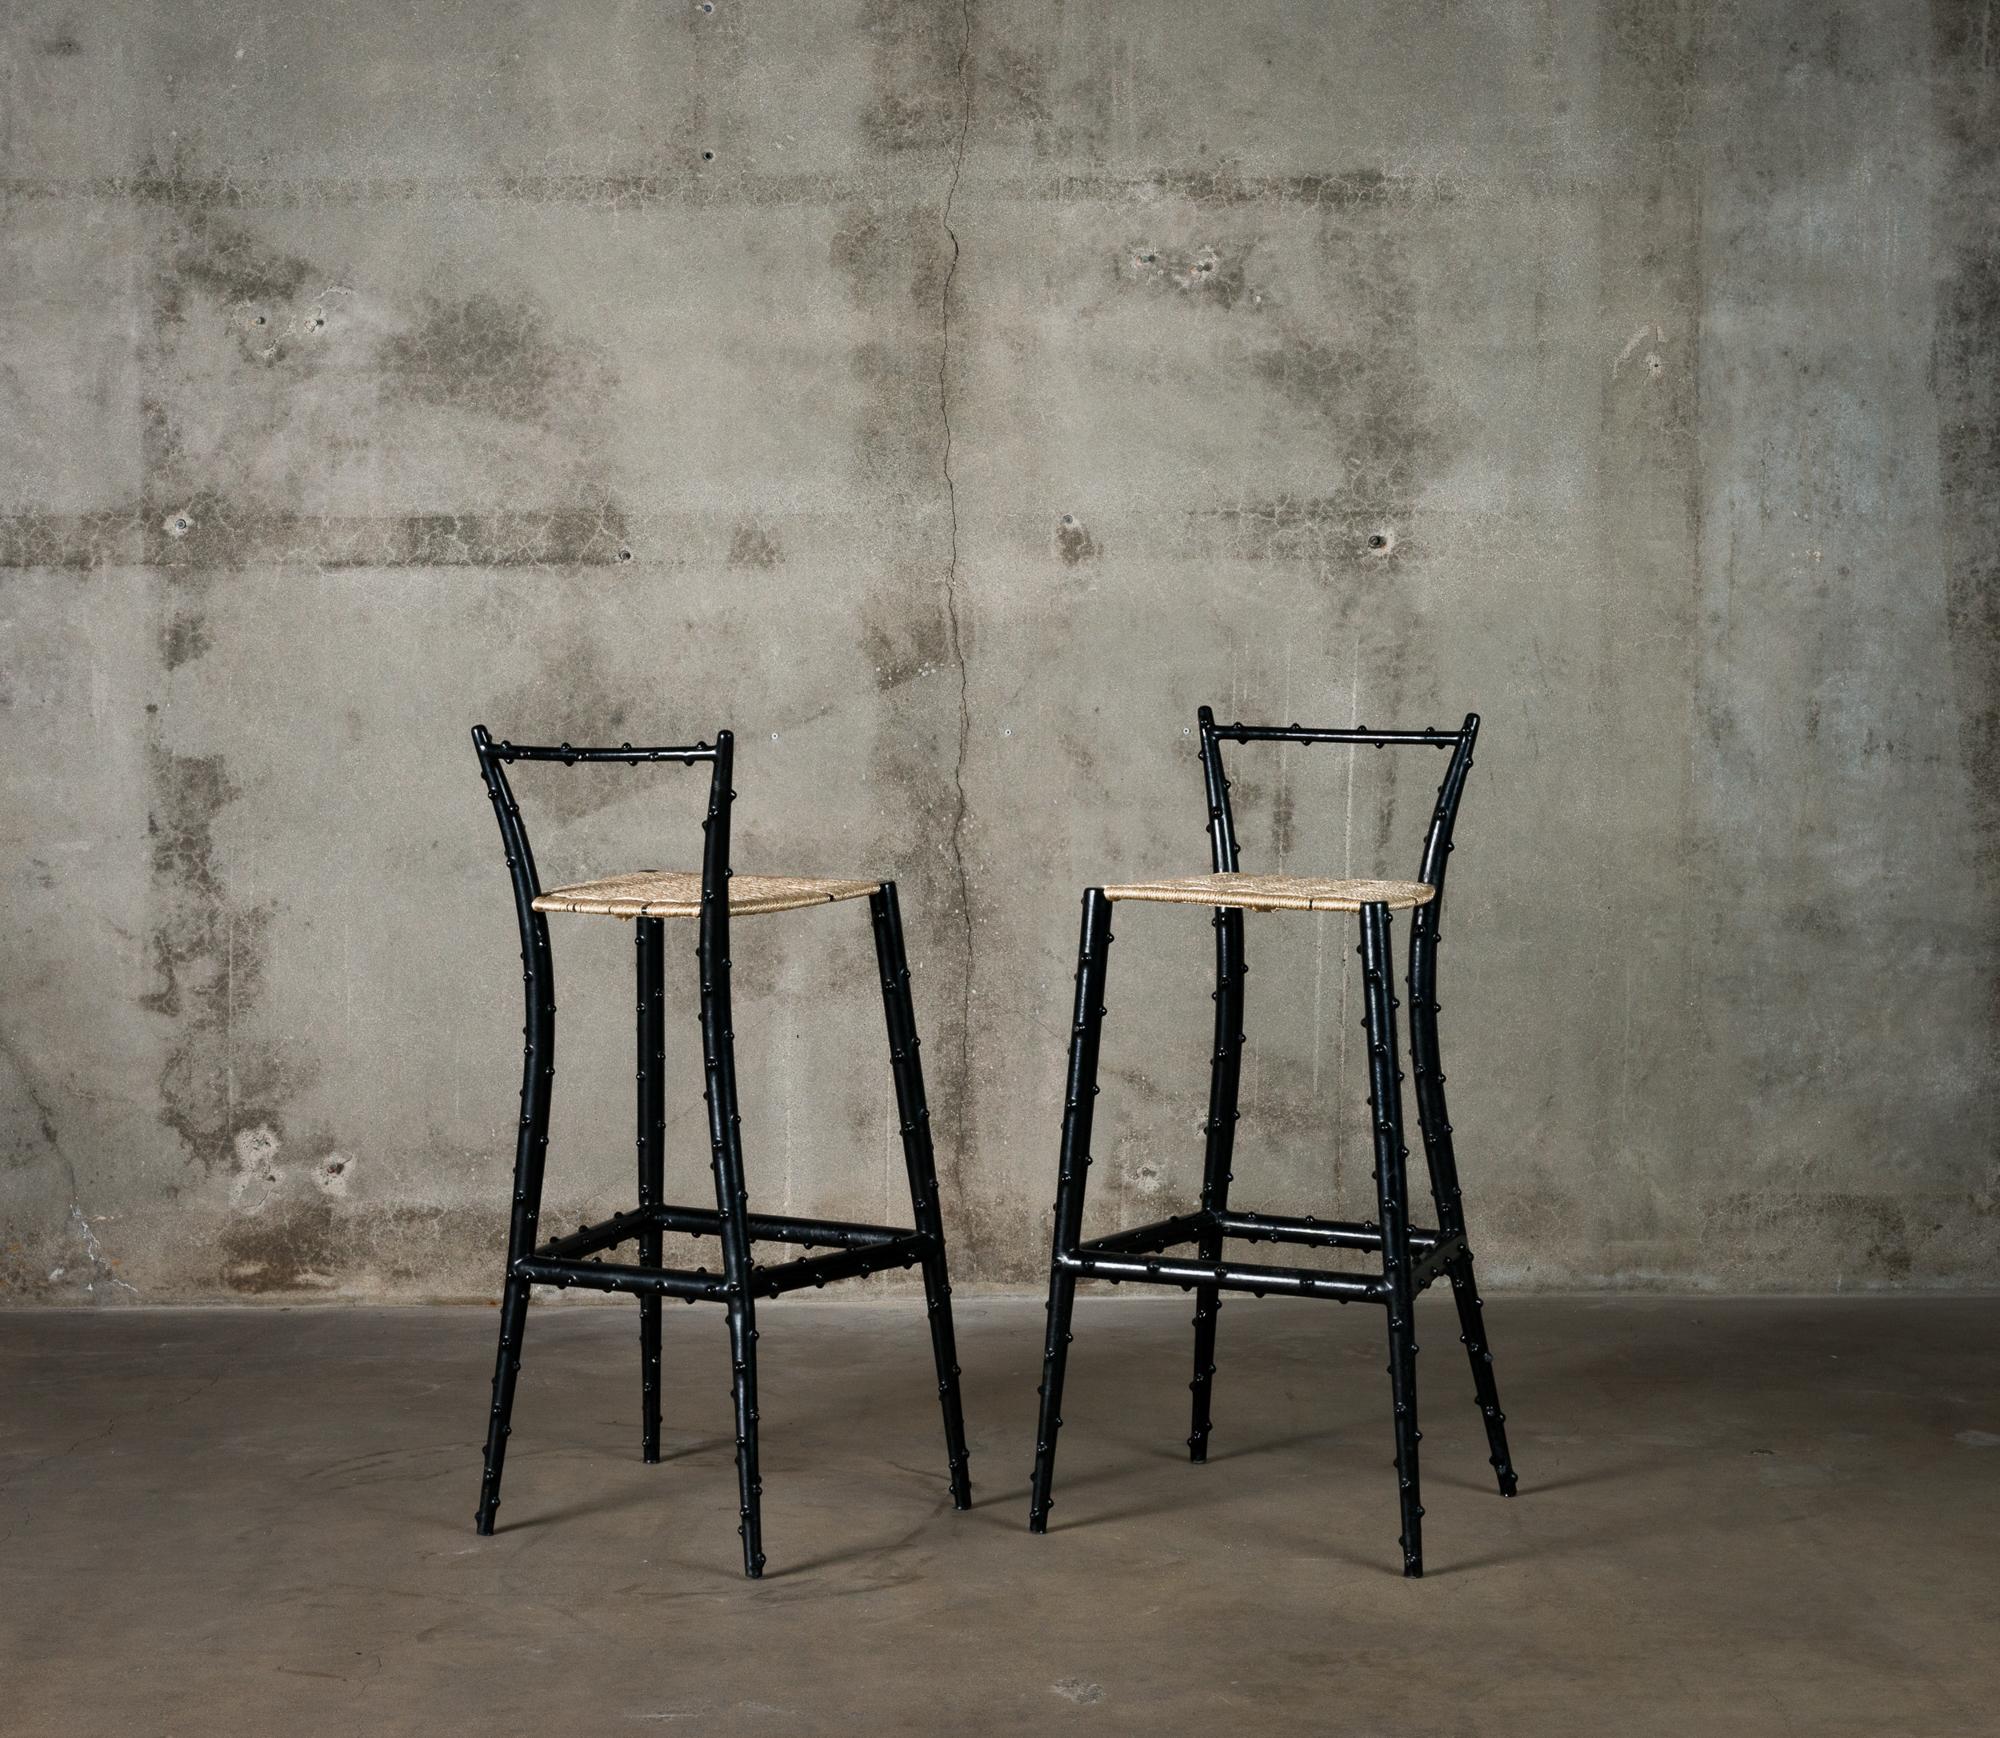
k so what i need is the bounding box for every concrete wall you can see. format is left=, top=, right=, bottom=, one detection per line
left=2, top=1, right=1995, bottom=1302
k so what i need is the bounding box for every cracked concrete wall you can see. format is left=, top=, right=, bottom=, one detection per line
left=2, top=0, right=1995, bottom=1302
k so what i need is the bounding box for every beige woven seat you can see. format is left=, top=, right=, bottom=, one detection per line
left=1103, top=872, right=1436, bottom=913
left=532, top=870, right=881, bottom=920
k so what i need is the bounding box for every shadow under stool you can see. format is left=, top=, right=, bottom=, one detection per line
left=1027, top=708, right=1518, bottom=1576
left=468, top=725, right=971, bottom=1577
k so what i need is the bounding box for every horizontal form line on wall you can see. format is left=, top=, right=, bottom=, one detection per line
left=0, top=166, right=1465, bottom=213
left=0, top=506, right=635, bottom=571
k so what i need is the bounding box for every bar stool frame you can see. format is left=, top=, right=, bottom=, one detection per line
left=1027, top=708, right=1517, bottom=1575
left=469, top=725, right=971, bottom=1577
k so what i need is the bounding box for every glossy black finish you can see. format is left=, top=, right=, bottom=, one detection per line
left=1025, top=709, right=1516, bottom=1576
left=636, top=918, right=665, bottom=1463
left=1186, top=715, right=1250, bottom=1461
left=468, top=727, right=970, bottom=1577
left=471, top=725, right=560, bottom=1540
left=1404, top=742, right=1519, bottom=1500
left=1027, top=888, right=1115, bottom=1533
left=1360, top=901, right=1423, bottom=1575
left=871, top=883, right=974, bottom=1511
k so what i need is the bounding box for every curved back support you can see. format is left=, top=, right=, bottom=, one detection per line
left=1195, top=707, right=1479, bottom=899
left=468, top=723, right=736, bottom=1276
left=471, top=726, right=730, bottom=916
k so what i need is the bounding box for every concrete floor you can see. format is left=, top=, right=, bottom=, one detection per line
left=2, top=1295, right=1995, bottom=1736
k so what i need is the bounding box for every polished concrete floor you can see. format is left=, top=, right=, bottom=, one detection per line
left=2, top=1294, right=1996, bottom=1735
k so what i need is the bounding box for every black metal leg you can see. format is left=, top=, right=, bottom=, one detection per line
left=1029, top=889, right=1114, bottom=1533
left=476, top=914, right=556, bottom=1535
left=1408, top=904, right=1517, bottom=1496
left=698, top=945, right=764, bottom=1577
left=717, top=1248, right=763, bottom=1577
left=1360, top=902, right=1423, bottom=1576
left=870, top=883, right=973, bottom=1509
left=636, top=918, right=666, bottom=1463
left=1188, top=905, right=1246, bottom=1461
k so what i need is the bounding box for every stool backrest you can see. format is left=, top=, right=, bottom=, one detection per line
left=470, top=726, right=736, bottom=958
left=1196, top=707, right=1479, bottom=900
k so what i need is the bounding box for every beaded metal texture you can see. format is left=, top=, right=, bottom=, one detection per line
left=1027, top=708, right=1518, bottom=1576
left=469, top=727, right=971, bottom=1577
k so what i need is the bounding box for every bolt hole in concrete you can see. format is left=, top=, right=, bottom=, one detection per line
left=1368, top=530, right=1394, bottom=553
left=702, top=149, right=715, bottom=161
left=166, top=513, right=192, bottom=537
left=618, top=548, right=633, bottom=562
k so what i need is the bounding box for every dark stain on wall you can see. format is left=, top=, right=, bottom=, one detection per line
left=159, top=211, right=317, bottom=322
left=1932, top=5, right=2000, bottom=918
left=216, top=1193, right=337, bottom=1293
left=862, top=603, right=954, bottom=693
left=728, top=521, right=783, bottom=568
left=118, top=208, right=632, bottom=572
left=861, top=0, right=967, bottom=154
left=829, top=199, right=953, bottom=493
left=1055, top=513, right=1096, bottom=566
left=1251, top=332, right=1428, bottom=517
left=379, top=292, right=566, bottom=423
left=161, top=610, right=212, bottom=671
left=972, top=38, right=1052, bottom=144
left=1183, top=214, right=1455, bottom=573
left=141, top=742, right=312, bottom=1169
left=830, top=201, right=950, bottom=312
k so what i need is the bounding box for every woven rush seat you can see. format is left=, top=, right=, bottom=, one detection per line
left=533, top=870, right=881, bottom=919
left=1104, top=872, right=1436, bottom=913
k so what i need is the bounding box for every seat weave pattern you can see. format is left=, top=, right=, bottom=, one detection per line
left=532, top=871, right=881, bottom=920
left=1103, top=872, right=1436, bottom=913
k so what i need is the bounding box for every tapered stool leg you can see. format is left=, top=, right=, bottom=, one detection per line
left=1029, top=889, right=1114, bottom=1533
left=870, top=883, right=973, bottom=1508
left=1407, top=903, right=1517, bottom=1495
left=701, top=993, right=764, bottom=1575
left=1359, top=902, right=1424, bottom=1576
left=476, top=915, right=556, bottom=1535
left=1188, top=904, right=1246, bottom=1461
left=636, top=918, right=666, bottom=1463
left=696, top=836, right=764, bottom=1574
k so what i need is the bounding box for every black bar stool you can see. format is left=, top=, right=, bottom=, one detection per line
left=1027, top=708, right=1517, bottom=1576
left=469, top=725, right=971, bottom=1577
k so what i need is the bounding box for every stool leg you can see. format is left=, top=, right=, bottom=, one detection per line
left=1029, top=889, right=1114, bottom=1533
left=1360, top=902, right=1423, bottom=1576
left=636, top=918, right=666, bottom=1464
left=870, top=883, right=972, bottom=1509
left=1407, top=902, right=1517, bottom=1496
left=1188, top=904, right=1246, bottom=1461
left=476, top=915, right=556, bottom=1535
left=699, top=953, right=764, bottom=1577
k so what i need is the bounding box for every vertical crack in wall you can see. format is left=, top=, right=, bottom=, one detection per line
left=939, top=0, right=976, bottom=1168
